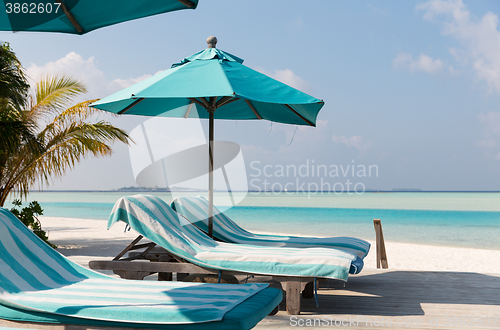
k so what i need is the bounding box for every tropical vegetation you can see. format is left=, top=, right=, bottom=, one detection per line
left=9, top=199, right=56, bottom=248
left=0, top=43, right=131, bottom=245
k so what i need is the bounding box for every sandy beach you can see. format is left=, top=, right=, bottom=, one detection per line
left=42, top=216, right=500, bottom=275
left=38, top=216, right=500, bottom=330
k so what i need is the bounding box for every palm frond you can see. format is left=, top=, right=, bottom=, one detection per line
left=2, top=120, right=130, bottom=204
left=0, top=72, right=131, bottom=206
left=53, top=99, right=115, bottom=125
left=29, top=74, right=87, bottom=123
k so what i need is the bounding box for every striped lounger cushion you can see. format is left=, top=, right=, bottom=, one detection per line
left=0, top=207, right=280, bottom=329
left=108, top=195, right=359, bottom=281
left=170, top=196, right=369, bottom=274
left=171, top=196, right=370, bottom=259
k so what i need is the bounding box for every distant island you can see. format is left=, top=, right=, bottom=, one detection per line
left=113, top=186, right=201, bottom=192
left=392, top=188, right=422, bottom=192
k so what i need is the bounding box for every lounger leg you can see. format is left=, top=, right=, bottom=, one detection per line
left=177, top=273, right=189, bottom=281
left=286, top=278, right=301, bottom=315
left=123, top=271, right=150, bottom=280
left=158, top=272, right=172, bottom=281
left=302, top=281, right=314, bottom=298
left=113, top=270, right=125, bottom=279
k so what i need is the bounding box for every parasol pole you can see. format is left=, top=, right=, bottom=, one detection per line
left=208, top=109, right=214, bottom=238
left=206, top=36, right=218, bottom=238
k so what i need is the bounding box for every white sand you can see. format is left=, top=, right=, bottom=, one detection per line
left=41, top=216, right=500, bottom=275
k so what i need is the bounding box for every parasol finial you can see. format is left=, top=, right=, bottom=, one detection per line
left=207, top=36, right=217, bottom=48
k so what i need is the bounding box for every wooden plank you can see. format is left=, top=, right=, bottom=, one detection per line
left=123, top=271, right=151, bottom=280
left=113, top=270, right=125, bottom=278
left=244, top=99, right=262, bottom=119
left=113, top=235, right=143, bottom=261
left=255, top=270, right=500, bottom=329
left=286, top=278, right=301, bottom=315
left=177, top=0, right=196, bottom=8
left=373, top=219, right=388, bottom=269
left=210, top=96, right=217, bottom=108
left=117, top=98, right=145, bottom=114
left=199, top=97, right=211, bottom=109
left=90, top=260, right=214, bottom=274
left=184, top=101, right=193, bottom=118
left=139, top=242, right=157, bottom=259
left=284, top=104, right=315, bottom=126
left=89, top=260, right=252, bottom=276
left=55, top=0, right=83, bottom=33
left=187, top=97, right=206, bottom=108
left=215, top=96, right=238, bottom=108
left=217, top=96, right=240, bottom=108
left=273, top=276, right=315, bottom=287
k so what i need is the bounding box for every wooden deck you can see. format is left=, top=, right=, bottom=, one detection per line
left=254, top=270, right=500, bottom=329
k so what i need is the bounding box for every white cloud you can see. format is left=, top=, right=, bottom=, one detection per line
left=477, top=139, right=497, bottom=148
left=26, top=52, right=151, bottom=102
left=108, top=74, right=152, bottom=92
left=254, top=67, right=312, bottom=92
left=417, top=0, right=500, bottom=93
left=478, top=111, right=500, bottom=136
left=393, top=52, right=444, bottom=74
left=478, top=111, right=500, bottom=159
left=448, top=65, right=459, bottom=75
left=298, top=119, right=328, bottom=134
left=332, top=135, right=372, bottom=152
left=278, top=119, right=329, bottom=146
left=273, top=69, right=311, bottom=91
left=270, top=119, right=329, bottom=149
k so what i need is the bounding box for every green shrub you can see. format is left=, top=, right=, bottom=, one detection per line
left=10, top=199, right=56, bottom=248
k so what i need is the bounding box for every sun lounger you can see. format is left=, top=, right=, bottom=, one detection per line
left=171, top=195, right=370, bottom=272
left=0, top=207, right=282, bottom=330
left=91, top=195, right=361, bottom=314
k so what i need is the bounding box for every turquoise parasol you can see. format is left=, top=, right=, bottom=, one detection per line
left=91, top=36, right=325, bottom=237
left=0, top=0, right=197, bottom=34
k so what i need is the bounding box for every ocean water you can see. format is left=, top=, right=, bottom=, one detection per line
left=4, top=191, right=500, bottom=250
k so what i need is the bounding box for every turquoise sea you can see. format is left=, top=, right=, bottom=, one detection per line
left=5, top=191, right=500, bottom=250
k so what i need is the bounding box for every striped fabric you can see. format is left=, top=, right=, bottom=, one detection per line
left=0, top=207, right=268, bottom=325
left=109, top=195, right=358, bottom=281
left=171, top=196, right=370, bottom=259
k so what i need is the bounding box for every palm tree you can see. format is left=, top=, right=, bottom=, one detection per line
left=0, top=42, right=29, bottom=109
left=0, top=74, right=131, bottom=206
left=0, top=42, right=41, bottom=199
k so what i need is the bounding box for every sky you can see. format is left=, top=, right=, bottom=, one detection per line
left=2, top=0, right=500, bottom=192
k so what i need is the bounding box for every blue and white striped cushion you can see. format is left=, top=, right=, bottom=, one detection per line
left=171, top=196, right=370, bottom=258
left=109, top=195, right=357, bottom=281
left=0, top=207, right=267, bottom=324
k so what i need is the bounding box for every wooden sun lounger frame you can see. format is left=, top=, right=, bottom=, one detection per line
left=89, top=235, right=316, bottom=315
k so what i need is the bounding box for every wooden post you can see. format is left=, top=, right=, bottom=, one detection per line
left=373, top=219, right=388, bottom=269
left=286, top=278, right=301, bottom=315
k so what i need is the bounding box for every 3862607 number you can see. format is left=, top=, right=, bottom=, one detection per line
left=5, top=3, right=62, bottom=14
